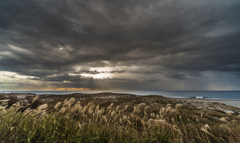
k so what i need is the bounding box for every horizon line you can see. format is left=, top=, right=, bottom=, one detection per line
left=1, top=90, right=240, bottom=92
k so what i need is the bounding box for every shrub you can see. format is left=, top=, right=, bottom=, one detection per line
left=0, top=94, right=7, bottom=100
left=25, top=95, right=34, bottom=103
left=7, top=96, right=20, bottom=107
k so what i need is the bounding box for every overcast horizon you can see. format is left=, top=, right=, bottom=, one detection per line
left=1, top=0, right=240, bottom=91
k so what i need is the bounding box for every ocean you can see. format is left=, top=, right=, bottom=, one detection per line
left=1, top=91, right=240, bottom=100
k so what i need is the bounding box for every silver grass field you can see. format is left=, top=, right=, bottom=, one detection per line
left=0, top=97, right=240, bottom=143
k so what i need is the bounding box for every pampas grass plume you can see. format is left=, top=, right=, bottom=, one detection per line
left=175, top=104, right=183, bottom=110
left=133, top=106, right=137, bottom=113
left=154, top=119, right=166, bottom=125
left=107, top=103, right=114, bottom=111
left=95, top=105, right=99, bottom=112
left=166, top=104, right=171, bottom=108
left=165, top=106, right=172, bottom=114
left=54, top=102, right=62, bottom=110
left=124, top=105, right=128, bottom=110
left=115, top=106, right=119, bottom=112
left=137, top=103, right=146, bottom=107
left=69, top=98, right=75, bottom=104
left=59, top=107, right=67, bottom=114
left=220, top=117, right=228, bottom=123
left=32, top=95, right=40, bottom=104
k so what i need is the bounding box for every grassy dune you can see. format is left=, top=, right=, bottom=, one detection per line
left=1, top=95, right=240, bottom=143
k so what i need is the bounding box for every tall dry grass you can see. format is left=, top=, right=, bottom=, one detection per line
left=0, top=99, right=240, bottom=143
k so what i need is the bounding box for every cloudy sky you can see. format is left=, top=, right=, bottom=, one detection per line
left=0, top=0, right=240, bottom=91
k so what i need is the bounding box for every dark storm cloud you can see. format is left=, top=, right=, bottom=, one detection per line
left=0, top=0, right=240, bottom=90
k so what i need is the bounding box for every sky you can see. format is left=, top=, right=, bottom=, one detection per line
left=0, top=0, right=240, bottom=91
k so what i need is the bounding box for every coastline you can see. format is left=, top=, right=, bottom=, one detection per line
left=1, top=92, right=240, bottom=112
left=171, top=98, right=240, bottom=108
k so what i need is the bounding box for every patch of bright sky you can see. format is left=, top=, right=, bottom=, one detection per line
left=8, top=45, right=32, bottom=54
left=81, top=73, right=113, bottom=79
left=90, top=67, right=112, bottom=72
left=0, top=71, right=37, bottom=81
left=80, top=67, right=113, bottom=79
left=0, top=71, right=42, bottom=90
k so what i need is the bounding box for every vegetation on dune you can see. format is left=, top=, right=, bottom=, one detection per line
left=1, top=96, right=240, bottom=143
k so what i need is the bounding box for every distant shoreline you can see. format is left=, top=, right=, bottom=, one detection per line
left=1, top=92, right=240, bottom=109
left=171, top=98, right=240, bottom=101
left=172, top=98, right=240, bottom=108
left=1, top=91, right=240, bottom=100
